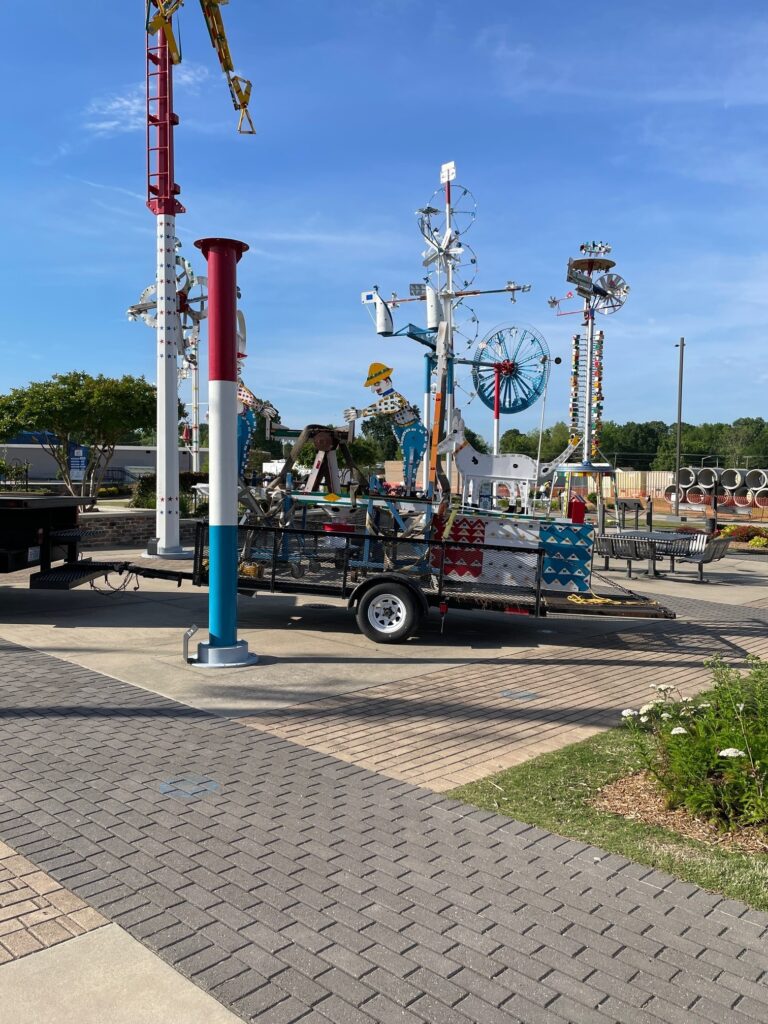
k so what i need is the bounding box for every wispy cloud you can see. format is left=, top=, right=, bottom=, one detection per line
left=477, top=20, right=768, bottom=108
left=84, top=85, right=144, bottom=135
left=71, top=177, right=145, bottom=202
left=32, top=142, right=73, bottom=167
left=174, top=63, right=210, bottom=92
left=637, top=114, right=768, bottom=190
left=83, top=62, right=210, bottom=136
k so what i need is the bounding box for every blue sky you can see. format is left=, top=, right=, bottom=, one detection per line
left=1, top=1, right=766, bottom=444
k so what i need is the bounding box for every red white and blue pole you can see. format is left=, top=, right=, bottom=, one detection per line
left=191, top=237, right=257, bottom=668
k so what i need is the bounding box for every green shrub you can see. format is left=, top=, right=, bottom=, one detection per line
left=621, top=657, right=768, bottom=830
left=130, top=479, right=191, bottom=516
left=193, top=499, right=209, bottom=519
left=130, top=475, right=156, bottom=508
left=748, top=536, right=768, bottom=549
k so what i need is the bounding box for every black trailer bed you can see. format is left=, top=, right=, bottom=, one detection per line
left=543, top=591, right=676, bottom=619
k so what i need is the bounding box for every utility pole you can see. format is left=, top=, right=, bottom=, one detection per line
left=674, top=337, right=685, bottom=518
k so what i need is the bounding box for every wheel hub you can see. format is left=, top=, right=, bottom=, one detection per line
left=367, top=594, right=407, bottom=634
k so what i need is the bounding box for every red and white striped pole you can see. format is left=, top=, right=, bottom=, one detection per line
left=492, top=365, right=501, bottom=503
left=191, top=237, right=257, bottom=668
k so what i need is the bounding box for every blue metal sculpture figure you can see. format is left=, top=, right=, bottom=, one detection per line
left=236, top=381, right=277, bottom=480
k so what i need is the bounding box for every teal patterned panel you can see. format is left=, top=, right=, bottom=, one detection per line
left=539, top=523, right=594, bottom=593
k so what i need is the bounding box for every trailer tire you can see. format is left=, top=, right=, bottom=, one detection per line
left=356, top=582, right=419, bottom=643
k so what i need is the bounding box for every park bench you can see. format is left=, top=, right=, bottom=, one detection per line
left=677, top=535, right=731, bottom=582
left=595, top=535, right=660, bottom=578
left=595, top=532, right=731, bottom=582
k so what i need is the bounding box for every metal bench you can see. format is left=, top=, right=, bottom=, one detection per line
left=595, top=535, right=659, bottom=578
left=677, top=536, right=731, bottom=582
left=595, top=532, right=706, bottom=578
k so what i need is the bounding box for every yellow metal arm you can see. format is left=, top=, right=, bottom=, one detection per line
left=146, top=1, right=184, bottom=63
left=199, top=0, right=256, bottom=133
left=145, top=0, right=256, bottom=132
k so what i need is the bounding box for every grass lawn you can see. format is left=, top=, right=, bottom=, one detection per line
left=449, top=728, right=768, bottom=912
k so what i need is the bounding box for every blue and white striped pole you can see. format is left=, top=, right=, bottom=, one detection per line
left=191, top=237, right=258, bottom=668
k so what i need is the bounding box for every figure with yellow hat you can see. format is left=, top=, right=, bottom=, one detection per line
left=344, top=363, right=428, bottom=493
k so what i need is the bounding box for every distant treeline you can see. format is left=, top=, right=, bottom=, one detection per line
left=499, top=418, right=768, bottom=471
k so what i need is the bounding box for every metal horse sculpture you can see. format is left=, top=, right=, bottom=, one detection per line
left=438, top=410, right=575, bottom=505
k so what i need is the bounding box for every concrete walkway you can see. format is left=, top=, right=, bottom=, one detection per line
left=1, top=552, right=767, bottom=790
left=0, top=639, right=766, bottom=1023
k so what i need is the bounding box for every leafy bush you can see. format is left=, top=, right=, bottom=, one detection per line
left=130, top=478, right=191, bottom=517
left=97, top=486, right=120, bottom=497
left=621, top=657, right=768, bottom=829
left=130, top=475, right=155, bottom=508
left=192, top=500, right=209, bottom=519
left=748, top=536, right=768, bottom=549
left=720, top=525, right=768, bottom=542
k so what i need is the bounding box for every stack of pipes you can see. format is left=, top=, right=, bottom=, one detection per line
left=667, top=466, right=768, bottom=510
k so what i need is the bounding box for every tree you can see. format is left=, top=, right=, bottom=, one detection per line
left=499, top=427, right=536, bottom=457
left=464, top=427, right=490, bottom=454
left=360, top=413, right=399, bottom=461
left=0, top=372, right=156, bottom=496
left=348, top=437, right=381, bottom=474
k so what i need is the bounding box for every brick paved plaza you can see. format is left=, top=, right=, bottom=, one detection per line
left=0, top=556, right=767, bottom=1021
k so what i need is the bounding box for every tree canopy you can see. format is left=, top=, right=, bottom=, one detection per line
left=360, top=414, right=399, bottom=461
left=0, top=372, right=156, bottom=496
left=498, top=417, right=768, bottom=470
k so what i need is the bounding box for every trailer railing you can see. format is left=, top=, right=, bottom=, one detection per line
left=193, top=522, right=547, bottom=615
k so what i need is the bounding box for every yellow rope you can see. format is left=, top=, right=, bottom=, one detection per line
left=567, top=593, right=623, bottom=606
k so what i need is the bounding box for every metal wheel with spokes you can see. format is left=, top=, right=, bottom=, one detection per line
left=471, top=323, right=550, bottom=414
left=356, top=582, right=419, bottom=643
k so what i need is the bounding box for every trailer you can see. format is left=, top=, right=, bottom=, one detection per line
left=191, top=519, right=674, bottom=643
left=0, top=493, right=673, bottom=640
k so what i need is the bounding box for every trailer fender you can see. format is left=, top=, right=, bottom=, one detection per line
left=347, top=573, right=429, bottom=619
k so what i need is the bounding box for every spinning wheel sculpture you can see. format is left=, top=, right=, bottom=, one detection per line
left=127, top=245, right=208, bottom=382
left=594, top=273, right=629, bottom=315
left=471, top=324, right=550, bottom=414
left=127, top=250, right=196, bottom=331
left=418, top=185, right=478, bottom=293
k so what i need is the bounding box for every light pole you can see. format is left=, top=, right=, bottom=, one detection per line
left=673, top=337, right=685, bottom=518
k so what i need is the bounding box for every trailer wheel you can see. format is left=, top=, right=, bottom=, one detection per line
left=356, top=583, right=419, bottom=643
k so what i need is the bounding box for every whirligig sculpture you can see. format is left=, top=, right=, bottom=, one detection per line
left=344, top=363, right=428, bottom=493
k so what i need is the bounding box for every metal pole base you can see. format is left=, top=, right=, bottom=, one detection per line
left=191, top=640, right=259, bottom=668
left=143, top=549, right=194, bottom=560
left=143, top=539, right=194, bottom=560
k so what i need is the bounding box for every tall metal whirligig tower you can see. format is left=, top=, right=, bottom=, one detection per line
left=145, top=24, right=185, bottom=554
left=549, top=242, right=629, bottom=466
left=363, top=161, right=536, bottom=494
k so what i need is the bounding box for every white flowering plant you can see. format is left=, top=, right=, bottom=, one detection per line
left=619, top=657, right=768, bottom=830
